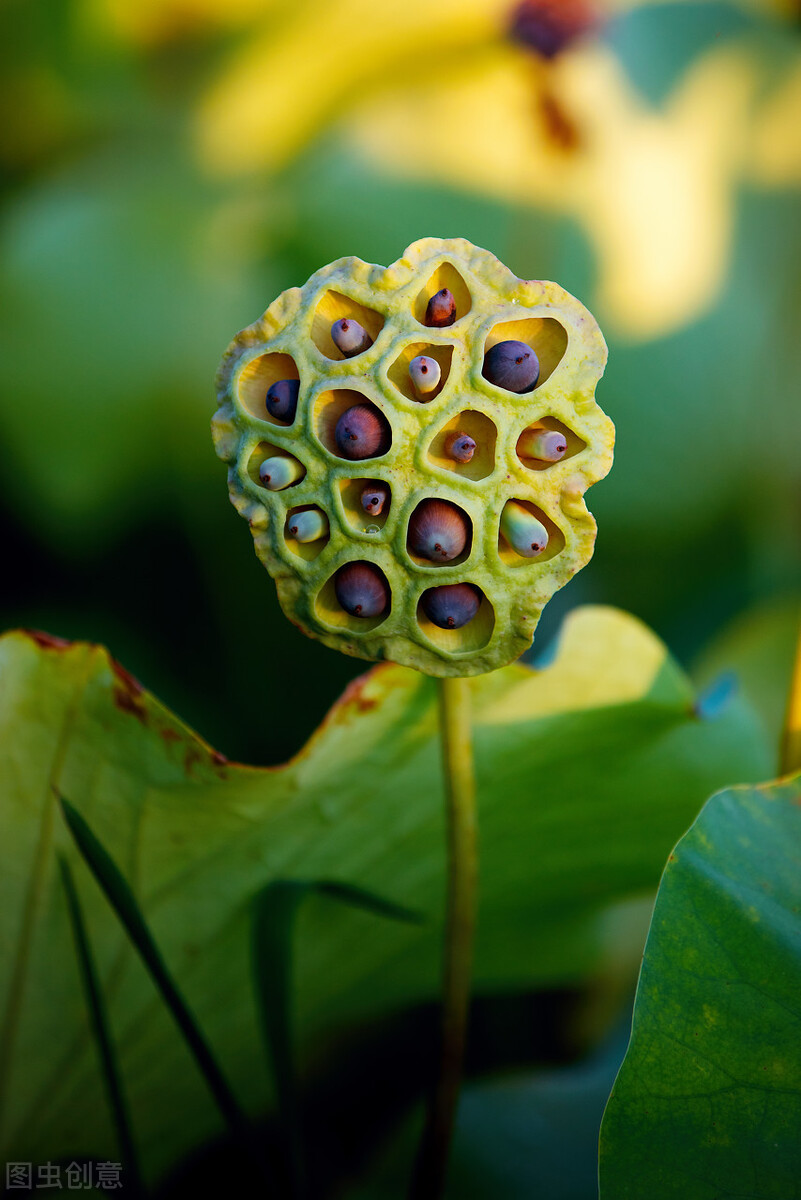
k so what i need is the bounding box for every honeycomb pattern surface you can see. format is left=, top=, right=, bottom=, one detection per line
left=212, top=237, right=614, bottom=676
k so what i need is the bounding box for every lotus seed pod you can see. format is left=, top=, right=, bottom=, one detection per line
left=501, top=500, right=549, bottom=557
left=258, top=455, right=304, bottom=491
left=331, top=317, right=372, bottom=358
left=518, top=427, right=567, bottom=461
left=361, top=483, right=389, bottom=516
left=409, top=355, right=441, bottom=397
left=408, top=499, right=470, bottom=563
left=213, top=236, right=614, bottom=676
left=335, top=562, right=389, bottom=618
left=445, top=432, right=477, bottom=464
left=265, top=378, right=299, bottom=423
left=335, top=404, right=391, bottom=460
left=422, top=583, right=481, bottom=630
left=425, top=287, right=457, bottom=328
left=483, top=339, right=541, bottom=393
left=287, top=509, right=329, bottom=543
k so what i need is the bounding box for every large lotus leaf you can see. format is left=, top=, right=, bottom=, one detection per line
left=599, top=773, right=801, bottom=1199
left=0, top=608, right=771, bottom=1183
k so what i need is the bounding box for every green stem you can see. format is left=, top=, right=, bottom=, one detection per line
left=59, top=857, right=143, bottom=1198
left=781, top=604, right=801, bottom=776
left=410, top=676, right=478, bottom=1200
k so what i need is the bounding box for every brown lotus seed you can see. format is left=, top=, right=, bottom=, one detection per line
left=424, top=288, right=456, bottom=328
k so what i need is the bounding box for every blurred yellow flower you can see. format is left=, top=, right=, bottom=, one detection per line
left=197, top=0, right=510, bottom=173
left=193, top=0, right=800, bottom=339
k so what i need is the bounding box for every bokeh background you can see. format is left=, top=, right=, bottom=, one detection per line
left=1, top=0, right=800, bottom=765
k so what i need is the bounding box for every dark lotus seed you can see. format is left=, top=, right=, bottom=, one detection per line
left=509, top=0, right=596, bottom=61
left=422, top=583, right=481, bottom=630
left=408, top=499, right=470, bottom=563
left=331, top=317, right=372, bottom=358
left=334, top=404, right=390, bottom=460
left=483, top=339, right=540, bottom=393
left=334, top=562, right=389, bottom=618
left=265, top=378, right=299, bottom=422
left=445, top=431, right=477, bottom=464
left=360, top=482, right=390, bottom=516
left=424, top=288, right=457, bottom=328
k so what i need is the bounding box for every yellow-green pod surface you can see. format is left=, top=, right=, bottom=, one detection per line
left=212, top=237, right=614, bottom=676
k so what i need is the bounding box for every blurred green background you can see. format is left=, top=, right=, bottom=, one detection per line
left=1, top=0, right=799, bottom=765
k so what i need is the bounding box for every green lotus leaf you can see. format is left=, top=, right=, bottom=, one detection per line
left=600, top=772, right=801, bottom=1199
left=0, top=607, right=770, bottom=1183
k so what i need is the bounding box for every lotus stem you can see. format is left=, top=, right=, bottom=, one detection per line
left=410, top=675, right=477, bottom=1200
left=780, top=605, right=801, bottom=776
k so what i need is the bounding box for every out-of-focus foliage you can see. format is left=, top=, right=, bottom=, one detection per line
left=693, top=595, right=800, bottom=756
left=356, top=1025, right=630, bottom=1199
left=0, top=0, right=799, bottom=763
left=600, top=773, right=801, bottom=1198
left=0, top=609, right=771, bottom=1183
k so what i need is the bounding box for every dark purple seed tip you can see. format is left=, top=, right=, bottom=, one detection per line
left=445, top=431, right=477, bottom=464
left=424, top=287, right=457, bottom=328
left=360, top=482, right=390, bottom=516
left=334, top=562, right=389, bottom=618
left=483, top=339, right=540, bottom=393
left=408, top=499, right=470, bottom=563
left=422, top=583, right=481, bottom=630
left=334, top=404, right=390, bottom=460
left=265, top=378, right=299, bottom=422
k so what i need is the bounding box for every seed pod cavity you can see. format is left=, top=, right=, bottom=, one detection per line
left=500, top=500, right=549, bottom=557
left=258, top=455, right=304, bottom=491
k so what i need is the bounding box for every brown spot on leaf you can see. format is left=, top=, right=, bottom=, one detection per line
left=111, top=658, right=147, bottom=722
left=113, top=687, right=147, bottom=722
left=111, top=659, right=144, bottom=696
left=182, top=743, right=229, bottom=779
left=339, top=672, right=380, bottom=714
left=23, top=629, right=72, bottom=651
left=184, top=746, right=203, bottom=776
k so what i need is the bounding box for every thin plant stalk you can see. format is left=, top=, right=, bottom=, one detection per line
left=410, top=676, right=478, bottom=1200
left=59, top=857, right=143, bottom=1199
left=59, top=797, right=275, bottom=1190
left=781, top=605, right=801, bottom=776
